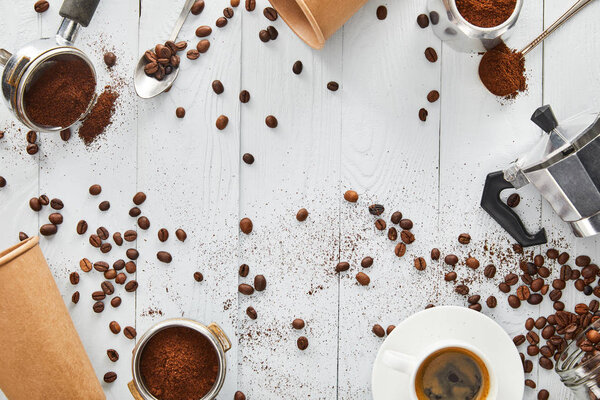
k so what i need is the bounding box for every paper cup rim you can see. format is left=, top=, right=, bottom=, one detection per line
left=268, top=0, right=326, bottom=49
left=0, top=236, right=39, bottom=267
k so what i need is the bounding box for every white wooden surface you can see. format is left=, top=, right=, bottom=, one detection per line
left=1, top=0, right=599, bottom=399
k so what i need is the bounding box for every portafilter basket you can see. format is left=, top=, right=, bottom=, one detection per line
left=0, top=0, right=100, bottom=132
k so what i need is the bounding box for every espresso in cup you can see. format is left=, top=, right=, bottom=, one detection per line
left=415, top=347, right=490, bottom=400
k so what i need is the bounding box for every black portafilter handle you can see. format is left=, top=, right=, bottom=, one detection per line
left=480, top=171, right=548, bottom=247
left=60, top=0, right=100, bottom=28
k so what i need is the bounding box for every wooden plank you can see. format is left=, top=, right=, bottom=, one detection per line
left=236, top=1, right=342, bottom=398
left=135, top=0, right=241, bottom=399
left=36, top=1, right=140, bottom=399
left=338, top=1, right=442, bottom=397
left=537, top=1, right=600, bottom=398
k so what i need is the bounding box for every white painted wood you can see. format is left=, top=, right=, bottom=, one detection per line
left=1, top=0, right=600, bottom=399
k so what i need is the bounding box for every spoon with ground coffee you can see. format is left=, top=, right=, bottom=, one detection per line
left=479, top=0, right=595, bottom=98
left=134, top=0, right=196, bottom=98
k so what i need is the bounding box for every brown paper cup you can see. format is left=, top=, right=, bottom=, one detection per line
left=269, top=0, right=369, bottom=49
left=0, top=237, right=105, bottom=400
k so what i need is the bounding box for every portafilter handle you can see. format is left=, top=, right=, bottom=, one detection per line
left=56, top=0, right=100, bottom=45
left=480, top=171, right=548, bottom=247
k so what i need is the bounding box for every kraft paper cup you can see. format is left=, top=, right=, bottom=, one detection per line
left=0, top=237, right=105, bottom=400
left=268, top=0, right=369, bottom=49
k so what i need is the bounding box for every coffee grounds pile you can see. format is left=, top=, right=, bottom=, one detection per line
left=78, top=86, right=118, bottom=145
left=479, top=42, right=526, bottom=98
left=23, top=57, right=95, bottom=128
left=456, top=0, right=517, bottom=28
left=140, top=327, right=220, bottom=400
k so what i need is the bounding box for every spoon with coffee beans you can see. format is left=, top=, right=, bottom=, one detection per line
left=134, top=0, right=196, bottom=98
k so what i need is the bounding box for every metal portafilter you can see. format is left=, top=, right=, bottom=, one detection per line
left=0, top=0, right=100, bottom=132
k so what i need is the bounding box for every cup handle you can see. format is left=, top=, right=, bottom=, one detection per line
left=128, top=381, right=145, bottom=400
left=382, top=350, right=418, bottom=374
left=208, top=322, right=232, bottom=353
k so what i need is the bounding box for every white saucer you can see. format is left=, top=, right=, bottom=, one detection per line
left=371, top=306, right=524, bottom=400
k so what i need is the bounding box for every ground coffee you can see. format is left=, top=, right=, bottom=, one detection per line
left=479, top=41, right=526, bottom=98
left=140, top=327, right=220, bottom=400
left=456, top=0, right=517, bottom=28
left=78, top=86, right=118, bottom=145
left=23, top=57, right=95, bottom=128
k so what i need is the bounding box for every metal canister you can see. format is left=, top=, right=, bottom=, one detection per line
left=426, top=0, right=523, bottom=53
left=128, top=318, right=231, bottom=400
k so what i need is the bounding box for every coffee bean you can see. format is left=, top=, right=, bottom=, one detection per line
left=265, top=115, right=278, bottom=128
left=18, top=232, right=28, bottom=241
left=109, top=321, right=121, bottom=334
left=468, top=303, right=482, bottom=312
left=103, top=51, right=117, bottom=68
left=296, top=208, right=309, bottom=221
left=368, top=204, right=384, bottom=216
left=68, top=271, right=79, bottom=285
left=216, top=17, right=228, bottom=27
left=505, top=273, right=518, bottom=286
left=482, top=264, right=496, bottom=278
left=0, top=176, right=5, bottom=188
left=48, top=213, right=63, bottom=225
left=239, top=90, right=250, bottom=103
left=507, top=193, right=520, bottom=208
left=336, top=262, right=350, bottom=272
left=498, top=282, right=510, bottom=293
left=455, top=285, right=469, bottom=295
left=386, top=325, right=396, bottom=335
left=93, top=301, right=104, bottom=313
left=530, top=295, right=545, bottom=306
left=101, top=281, right=115, bottom=295
left=107, top=349, right=119, bottom=362
left=552, top=279, right=566, bottom=290
left=297, top=336, right=309, bottom=350
left=93, top=261, right=108, bottom=273
left=246, top=306, right=257, bottom=320
left=467, top=295, right=480, bottom=305
left=125, top=280, right=138, bottom=292
left=69, top=291, right=79, bottom=304
left=216, top=115, right=229, bottom=130
left=245, top=0, right=255, bottom=11
left=486, top=296, right=497, bottom=308
left=267, top=26, right=278, bottom=40
left=111, top=232, right=123, bottom=246
left=40, top=224, right=57, bottom=236
left=539, top=357, right=553, bottom=370
left=191, top=0, right=204, bottom=14
left=576, top=255, right=591, bottom=267
left=94, top=226, right=108, bottom=240
left=29, top=197, right=42, bottom=211
left=444, top=271, right=457, bottom=281
left=427, top=90, right=440, bottom=103
left=239, top=217, right=254, bottom=234
left=103, top=371, right=117, bottom=383
left=344, top=190, right=358, bottom=202
left=104, top=269, right=117, bottom=280
left=558, top=252, right=570, bottom=265
left=427, top=248, right=440, bottom=261
left=372, top=324, right=385, bottom=337
left=26, top=130, right=37, bottom=144
left=111, top=297, right=121, bottom=308
left=465, top=257, right=480, bottom=269
left=254, top=275, right=267, bottom=291
left=239, top=283, right=254, bottom=295
left=196, top=25, right=212, bottom=37
left=99, top=242, right=111, bottom=254
left=424, top=47, right=438, bottom=62
left=98, top=201, right=110, bottom=211
left=175, top=228, right=187, bottom=242
left=400, top=230, right=415, bottom=244
left=235, top=392, right=246, bottom=400
left=444, top=254, right=458, bottom=266
left=263, top=6, right=277, bottom=20
left=126, top=248, right=139, bottom=260
left=115, top=273, right=126, bottom=285
left=124, top=326, right=137, bottom=339
left=26, top=143, right=38, bottom=155
left=376, top=5, right=387, bottom=20
left=121, top=230, right=136, bottom=242
left=34, top=0, right=49, bottom=13
left=417, top=13, right=429, bottom=28
left=92, top=291, right=106, bottom=301
left=327, top=81, right=339, bottom=91
left=418, top=108, right=428, bottom=121
left=457, top=233, right=471, bottom=244
left=508, top=295, right=521, bottom=308
left=212, top=80, right=224, bottom=95
left=513, top=334, right=525, bottom=346
left=174, top=107, right=186, bottom=118
left=390, top=211, right=402, bottom=224
left=356, top=272, right=370, bottom=286
left=87, top=184, right=101, bottom=196
left=158, top=228, right=169, bottom=242
left=39, top=195, right=49, bottom=205
left=516, top=285, right=530, bottom=301
left=414, top=257, right=426, bottom=271
left=223, top=6, right=234, bottom=18
left=124, top=261, right=135, bottom=274
left=193, top=272, right=203, bottom=282
left=537, top=389, right=549, bottom=400
left=289, top=318, right=305, bottom=330
left=187, top=49, right=200, bottom=60
left=388, top=227, right=398, bottom=241
left=394, top=243, right=406, bottom=258
left=375, top=219, right=386, bottom=230
left=78, top=258, right=92, bottom=273
left=127, top=207, right=140, bottom=218
left=138, top=216, right=150, bottom=230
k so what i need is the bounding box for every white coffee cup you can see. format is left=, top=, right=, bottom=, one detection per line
left=382, top=339, right=498, bottom=400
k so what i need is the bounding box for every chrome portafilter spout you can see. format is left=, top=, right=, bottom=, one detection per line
left=0, top=0, right=100, bottom=132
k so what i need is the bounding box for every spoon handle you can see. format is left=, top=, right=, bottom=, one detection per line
left=169, top=0, right=197, bottom=42
left=521, top=0, right=596, bottom=56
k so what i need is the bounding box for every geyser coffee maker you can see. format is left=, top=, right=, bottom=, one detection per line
left=481, top=105, right=600, bottom=247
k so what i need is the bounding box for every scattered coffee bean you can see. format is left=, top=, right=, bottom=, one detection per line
left=507, top=193, right=520, bottom=208
left=103, top=371, right=117, bottom=383
left=400, top=230, right=415, bottom=244
left=18, top=232, right=28, bottom=241
left=99, top=201, right=110, bottom=211
left=444, top=271, right=457, bottom=281
left=26, top=130, right=37, bottom=144
left=344, top=190, right=358, bottom=202
left=212, top=80, right=224, bottom=94
left=390, top=211, right=402, bottom=224
left=113, top=232, right=123, bottom=246
left=196, top=25, right=212, bottom=37
left=93, top=261, right=109, bottom=273
left=175, top=107, right=185, bottom=118
left=109, top=321, right=121, bottom=334
left=48, top=213, right=63, bottom=225
left=40, top=224, right=57, bottom=236
left=254, top=275, right=267, bottom=291
left=125, top=280, right=138, bottom=292
left=296, top=208, right=309, bottom=221
left=129, top=207, right=141, bottom=217
left=0, top=176, right=5, bottom=188
left=239, top=283, right=254, bottom=295
left=508, top=295, right=521, bottom=308
left=223, top=7, right=234, bottom=18
left=239, top=264, right=250, bottom=277
left=466, top=257, right=480, bottom=269
left=187, top=49, right=200, bottom=60
left=231, top=0, right=240, bottom=7
left=418, top=108, right=428, bottom=121
left=216, top=17, right=228, bottom=27
left=361, top=257, right=374, bottom=268
left=292, top=319, right=305, bottom=329
left=138, top=216, right=150, bottom=230
left=372, top=324, right=385, bottom=337
left=265, top=115, right=278, bottom=128
left=239, top=90, right=250, bottom=103
left=399, top=219, right=413, bottom=230
left=292, top=60, right=303, bottom=75
left=336, top=262, right=350, bottom=272
left=126, top=248, right=139, bottom=260
left=34, top=0, right=49, bottom=13
left=267, top=26, right=278, bottom=40
left=93, top=301, right=104, bottom=313
left=89, top=184, right=101, bottom=196
left=368, top=204, right=385, bottom=216
left=445, top=254, right=458, bottom=266
left=297, top=336, right=309, bottom=350
left=111, top=297, right=121, bottom=308
left=263, top=6, right=277, bottom=21
left=356, top=272, right=370, bottom=286
left=194, top=272, right=204, bottom=282
left=458, top=233, right=471, bottom=244
left=245, top=0, right=255, bottom=11
left=158, top=228, right=169, bottom=242
left=216, top=115, right=229, bottom=130
left=107, top=349, right=119, bottom=362
left=71, top=291, right=80, bottom=304
left=246, top=306, right=257, bottom=320
left=191, top=0, right=205, bottom=14
left=483, top=264, right=496, bottom=278
left=388, top=227, right=398, bottom=241
left=115, top=273, right=126, bottom=285
left=386, top=325, right=396, bottom=335
left=29, top=197, right=42, bottom=211
left=537, top=390, right=549, bottom=400
left=92, top=291, right=106, bottom=301
left=101, top=281, right=115, bottom=295
left=124, top=326, right=137, bottom=339
left=430, top=248, right=440, bottom=260
left=327, top=81, right=339, bottom=91
left=26, top=143, right=38, bottom=155
left=558, top=252, right=570, bottom=264
left=175, top=228, right=187, bottom=242
left=240, top=217, right=253, bottom=234
left=424, top=47, right=438, bottom=62
left=486, top=296, right=497, bottom=308
left=103, top=52, right=116, bottom=68
left=376, top=5, right=387, bottom=20
left=455, top=285, right=469, bottom=295
left=60, top=128, right=71, bottom=141
left=417, top=13, right=429, bottom=28
left=69, top=272, right=79, bottom=285
left=427, top=90, right=440, bottom=103
left=414, top=257, right=426, bottom=271
left=375, top=219, right=386, bottom=230
left=235, top=392, right=246, bottom=400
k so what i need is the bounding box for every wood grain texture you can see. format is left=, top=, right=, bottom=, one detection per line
left=0, top=0, right=599, bottom=399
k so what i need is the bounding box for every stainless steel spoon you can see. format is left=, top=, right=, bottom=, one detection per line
left=520, top=0, right=595, bottom=56
left=134, top=0, right=196, bottom=98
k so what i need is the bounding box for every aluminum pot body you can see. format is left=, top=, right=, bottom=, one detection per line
left=426, top=0, right=523, bottom=53
left=129, top=318, right=231, bottom=400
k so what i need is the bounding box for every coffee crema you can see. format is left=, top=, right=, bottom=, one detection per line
left=415, top=347, right=490, bottom=400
